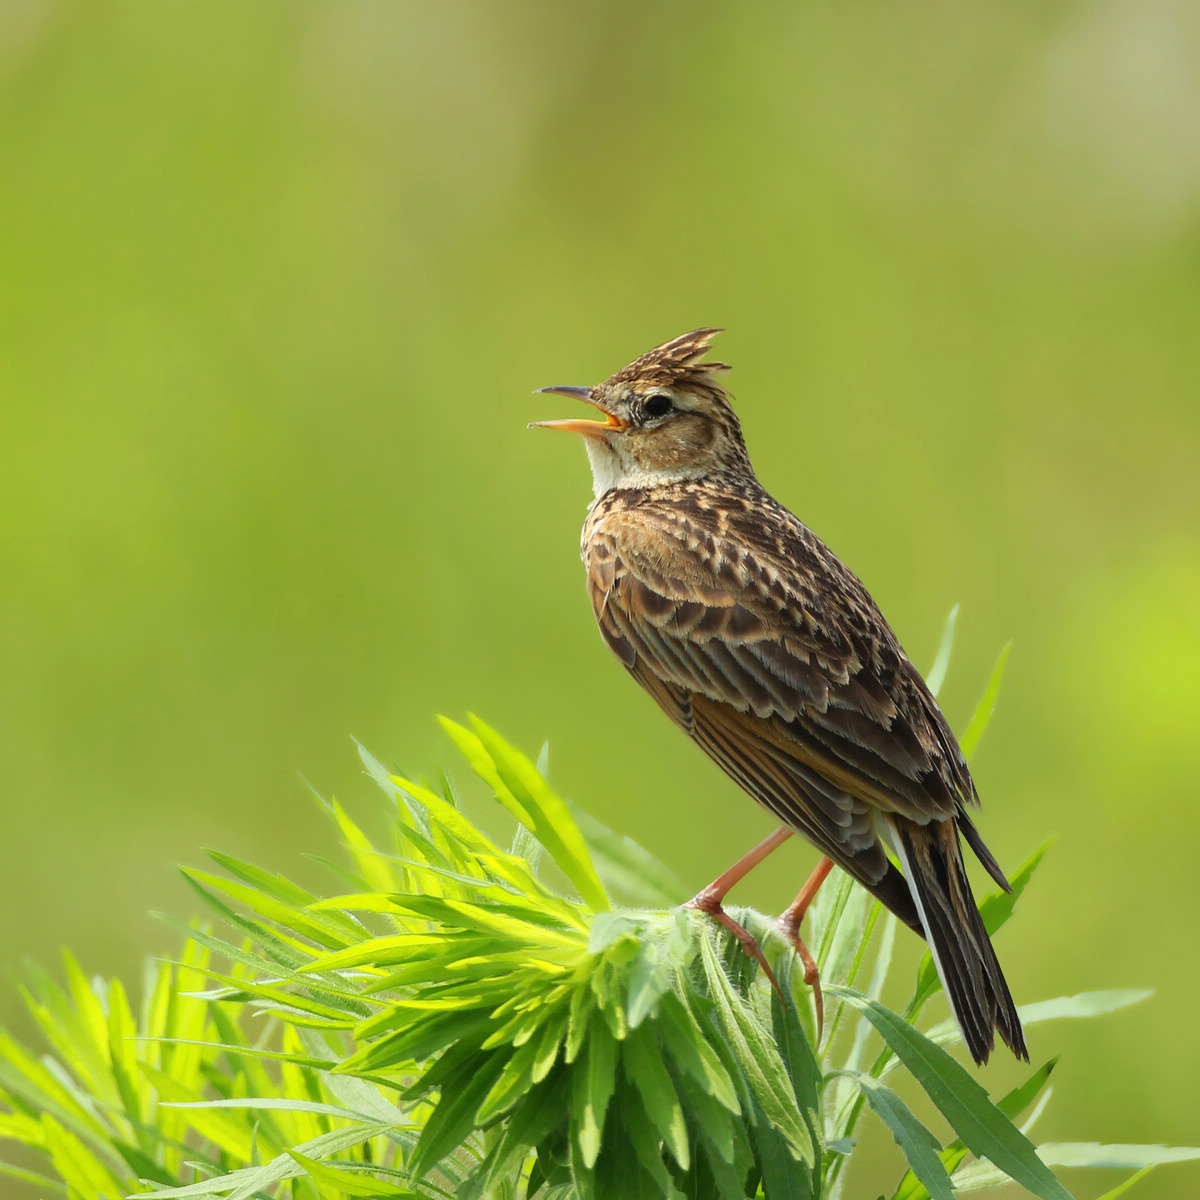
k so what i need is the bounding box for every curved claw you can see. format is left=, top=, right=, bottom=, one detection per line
left=776, top=914, right=825, bottom=1043
left=777, top=855, right=835, bottom=1043
left=684, top=895, right=784, bottom=1000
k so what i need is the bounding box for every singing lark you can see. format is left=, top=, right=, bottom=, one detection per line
left=532, top=329, right=1025, bottom=1064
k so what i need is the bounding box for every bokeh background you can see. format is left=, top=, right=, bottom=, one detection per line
left=2, top=1, right=1198, bottom=1195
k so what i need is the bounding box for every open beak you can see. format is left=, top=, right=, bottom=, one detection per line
left=529, top=386, right=626, bottom=438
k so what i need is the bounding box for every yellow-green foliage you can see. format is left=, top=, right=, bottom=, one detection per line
left=1, top=711, right=1196, bottom=1199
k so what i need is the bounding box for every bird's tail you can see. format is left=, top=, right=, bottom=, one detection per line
left=889, top=819, right=1027, bottom=1065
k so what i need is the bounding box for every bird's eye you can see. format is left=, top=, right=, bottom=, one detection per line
left=642, top=394, right=674, bottom=420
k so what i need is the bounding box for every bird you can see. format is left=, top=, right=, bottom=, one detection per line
left=531, top=328, right=1027, bottom=1066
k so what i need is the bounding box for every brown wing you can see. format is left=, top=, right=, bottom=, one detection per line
left=583, top=495, right=1006, bottom=902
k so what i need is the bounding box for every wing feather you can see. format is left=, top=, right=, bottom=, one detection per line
left=585, top=507, right=968, bottom=832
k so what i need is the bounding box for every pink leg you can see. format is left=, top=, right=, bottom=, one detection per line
left=777, top=856, right=835, bottom=1040
left=685, top=828, right=793, bottom=995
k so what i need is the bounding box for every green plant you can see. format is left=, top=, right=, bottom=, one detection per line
left=2, top=617, right=1197, bottom=1199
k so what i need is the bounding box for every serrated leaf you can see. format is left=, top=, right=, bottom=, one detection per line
left=657, top=992, right=740, bottom=1115
left=626, top=938, right=675, bottom=1030
left=621, top=1023, right=689, bottom=1169
left=829, top=987, right=1073, bottom=1200
left=843, top=1072, right=954, bottom=1200
left=573, top=1010, right=617, bottom=1169
left=748, top=1097, right=817, bottom=1200
left=697, top=931, right=814, bottom=1166
left=475, top=1073, right=567, bottom=1192
left=616, top=1072, right=679, bottom=1194
left=893, top=1058, right=1058, bottom=1200
left=477, top=1037, right=544, bottom=1124
left=409, top=1050, right=510, bottom=1178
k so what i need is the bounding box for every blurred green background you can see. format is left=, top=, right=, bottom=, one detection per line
left=1, top=1, right=1198, bottom=1195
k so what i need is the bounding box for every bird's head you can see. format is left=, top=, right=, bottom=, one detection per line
left=531, top=329, right=754, bottom=496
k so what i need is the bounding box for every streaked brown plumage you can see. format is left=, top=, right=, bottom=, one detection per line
left=533, top=329, right=1026, bottom=1065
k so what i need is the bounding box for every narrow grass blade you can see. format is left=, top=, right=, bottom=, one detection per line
left=926, top=604, right=959, bottom=698
left=286, top=1149, right=419, bottom=1196
left=1095, top=1167, right=1157, bottom=1199
left=135, top=1122, right=398, bottom=1198
left=961, top=642, right=1012, bottom=760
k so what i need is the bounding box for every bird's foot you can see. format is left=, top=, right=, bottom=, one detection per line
left=775, top=856, right=835, bottom=1043
left=775, top=908, right=825, bottom=1043
left=684, top=887, right=783, bottom=999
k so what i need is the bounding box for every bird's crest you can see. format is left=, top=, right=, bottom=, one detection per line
left=604, top=328, right=730, bottom=390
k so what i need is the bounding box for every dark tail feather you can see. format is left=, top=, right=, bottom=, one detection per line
left=891, top=820, right=1027, bottom=1065
left=857, top=859, right=924, bottom=937
left=958, top=809, right=1013, bottom=893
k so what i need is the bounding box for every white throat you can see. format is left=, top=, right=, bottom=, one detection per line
left=582, top=436, right=705, bottom=498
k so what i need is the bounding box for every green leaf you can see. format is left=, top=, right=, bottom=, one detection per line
left=1038, top=1143, right=1200, bottom=1169
left=480, top=1071, right=569, bottom=1189
left=138, top=1064, right=259, bottom=1162
left=39, top=1114, right=128, bottom=1200
left=439, top=715, right=610, bottom=912
left=747, top=1097, right=817, bottom=1200
left=286, top=1149, right=419, bottom=1197
left=1094, top=1167, right=1157, bottom=1199
left=0, top=1161, right=69, bottom=1195
left=162, top=1096, right=398, bottom=1122
left=572, top=1010, right=618, bottom=1169
left=656, top=992, right=740, bottom=1115
left=626, top=938, right=675, bottom=1030
left=477, top=1036, right=544, bottom=1124
left=1018, top=989, right=1154, bottom=1025
left=921, top=990, right=1154, bottom=1051
left=960, top=641, right=1012, bottom=760
left=616, top=1071, right=680, bottom=1196
left=135, top=1122, right=398, bottom=1198
left=828, top=986, right=1073, bottom=1200
left=926, top=604, right=959, bottom=698
left=409, top=1049, right=510, bottom=1178
left=570, top=804, right=688, bottom=908
left=621, top=1024, right=689, bottom=1169
left=843, top=1072, right=955, bottom=1200
left=893, top=1058, right=1058, bottom=1200
left=180, top=867, right=356, bottom=949
left=697, top=930, right=814, bottom=1166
